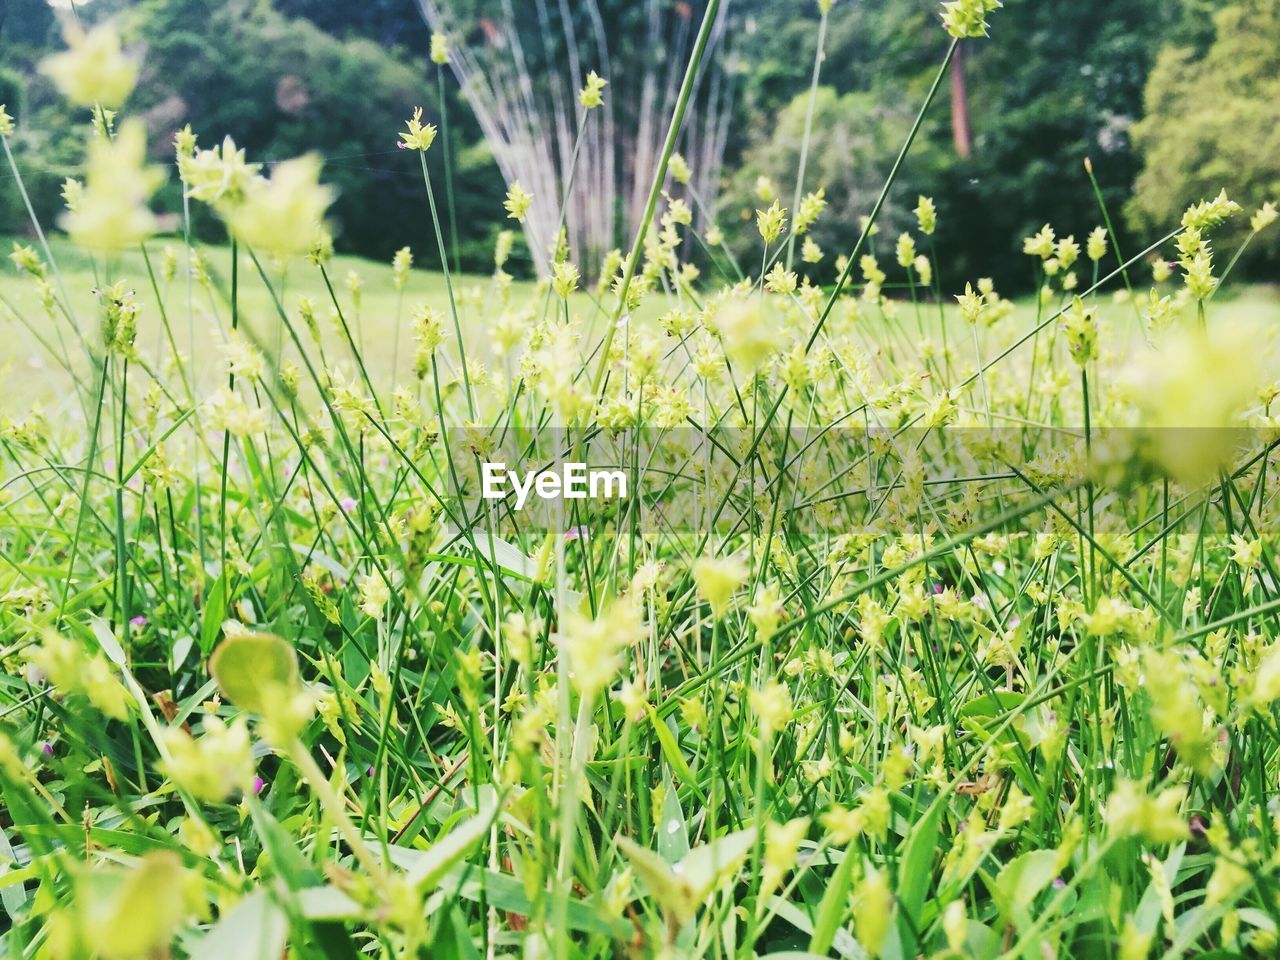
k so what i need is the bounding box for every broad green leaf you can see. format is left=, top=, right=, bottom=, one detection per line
left=190, top=890, right=288, bottom=960
left=646, top=704, right=701, bottom=799
left=810, top=845, right=858, bottom=956
left=401, top=803, right=497, bottom=892
left=895, top=798, right=942, bottom=960
left=199, top=575, right=227, bottom=655
left=657, top=773, right=690, bottom=863
left=994, top=849, right=1058, bottom=917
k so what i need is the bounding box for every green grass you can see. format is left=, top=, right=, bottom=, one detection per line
left=5, top=7, right=1280, bottom=960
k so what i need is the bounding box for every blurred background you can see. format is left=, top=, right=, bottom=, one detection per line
left=1, top=0, right=1276, bottom=291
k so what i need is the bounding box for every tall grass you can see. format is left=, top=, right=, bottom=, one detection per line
left=2, top=5, right=1280, bottom=959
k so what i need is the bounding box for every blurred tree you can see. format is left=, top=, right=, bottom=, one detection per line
left=128, top=0, right=504, bottom=264
left=1128, top=0, right=1280, bottom=266
left=726, top=0, right=1179, bottom=290
left=274, top=0, right=431, bottom=50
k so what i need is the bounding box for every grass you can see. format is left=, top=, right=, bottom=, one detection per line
left=4, top=5, right=1280, bottom=960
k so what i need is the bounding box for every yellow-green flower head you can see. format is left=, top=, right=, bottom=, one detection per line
left=713, top=294, right=776, bottom=373
left=1023, top=223, right=1055, bottom=259
left=895, top=232, right=917, bottom=268
left=504, top=181, right=533, bottom=223
left=562, top=600, right=645, bottom=697
left=40, top=21, right=138, bottom=109
left=579, top=70, right=608, bottom=110
left=756, top=199, right=788, bottom=245
left=179, top=135, right=261, bottom=206
left=399, top=107, right=438, bottom=152
left=1251, top=202, right=1278, bottom=233
left=794, top=188, right=827, bottom=234
left=1059, top=296, right=1097, bottom=365
left=1056, top=235, right=1080, bottom=271
left=1180, top=189, right=1241, bottom=231
left=941, top=0, right=1002, bottom=39
left=223, top=154, right=333, bottom=257
left=818, top=0, right=836, bottom=13
left=914, top=195, right=937, bottom=235
left=668, top=152, right=691, bottom=185
left=430, top=32, right=450, bottom=65
left=955, top=282, right=986, bottom=325
left=1086, top=225, right=1108, bottom=262
left=1183, top=252, right=1217, bottom=301
left=160, top=715, right=255, bottom=802
left=749, top=679, right=794, bottom=736
left=692, top=554, right=748, bottom=618
left=0, top=104, right=13, bottom=137
left=552, top=260, right=580, bottom=299
left=392, top=246, right=413, bottom=289
left=60, top=119, right=164, bottom=253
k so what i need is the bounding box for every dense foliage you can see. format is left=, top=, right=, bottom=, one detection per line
left=2, top=3, right=1280, bottom=959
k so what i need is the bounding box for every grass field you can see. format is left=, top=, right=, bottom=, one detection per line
left=6, top=6, right=1280, bottom=960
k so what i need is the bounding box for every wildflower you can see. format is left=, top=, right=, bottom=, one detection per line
left=801, top=237, right=823, bottom=263
left=221, top=154, right=332, bottom=257
left=392, top=246, right=413, bottom=290
left=913, top=254, right=933, bottom=286
left=60, top=120, right=163, bottom=252
left=0, top=104, right=12, bottom=137
left=1056, top=235, right=1080, bottom=271
left=756, top=200, right=788, bottom=245
left=794, top=188, right=827, bottom=234
left=1105, top=779, right=1188, bottom=845
left=399, top=107, right=437, bottom=152
left=941, top=0, right=1003, bottom=39
left=1230, top=534, right=1262, bottom=568
left=852, top=864, right=894, bottom=956
left=692, top=555, right=748, bottom=617
left=1183, top=253, right=1217, bottom=300
left=765, top=262, right=798, bottom=296
left=665, top=152, right=692, bottom=185
left=40, top=21, right=138, bottom=109
left=552, top=261, right=580, bottom=299
left=504, top=182, right=533, bottom=223
left=705, top=223, right=724, bottom=246
left=578, top=71, right=607, bottom=110
left=1251, top=202, right=1278, bottom=233
left=748, top=584, right=783, bottom=642
left=1059, top=296, right=1097, bottom=365
left=205, top=387, right=269, bottom=437
left=956, top=283, right=986, bottom=325
left=358, top=572, right=391, bottom=619
left=915, top=195, right=937, bottom=235
left=160, top=715, right=254, bottom=802
left=28, top=631, right=131, bottom=720
left=561, top=600, right=645, bottom=696
left=1181, top=189, right=1241, bottom=231
left=762, top=818, right=809, bottom=896
left=755, top=174, right=777, bottom=202
left=1023, top=223, right=1055, bottom=260
left=430, top=32, right=449, bottom=65
left=1152, top=258, right=1172, bottom=283
left=895, top=233, right=917, bottom=268
left=1247, top=641, right=1280, bottom=707
left=1087, top=226, right=1108, bottom=262
left=749, top=679, right=793, bottom=736
left=713, top=295, right=774, bottom=373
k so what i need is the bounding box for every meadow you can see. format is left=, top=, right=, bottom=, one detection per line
left=3, top=2, right=1280, bottom=959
